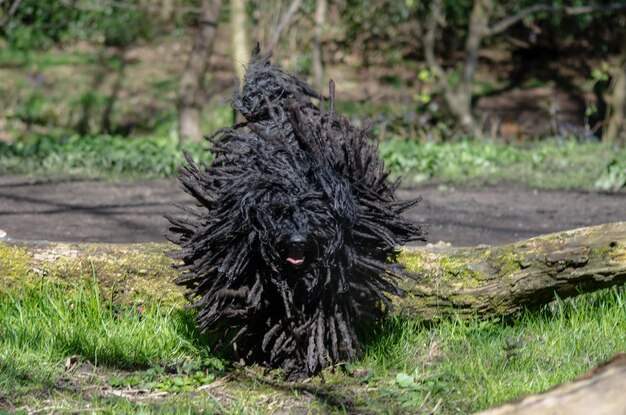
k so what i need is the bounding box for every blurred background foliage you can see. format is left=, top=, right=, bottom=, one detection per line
left=0, top=0, right=625, bottom=189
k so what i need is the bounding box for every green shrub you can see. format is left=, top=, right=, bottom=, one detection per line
left=12, top=92, right=56, bottom=125
left=595, top=159, right=626, bottom=191
left=1, top=0, right=155, bottom=50
left=0, top=133, right=622, bottom=190
left=1, top=1, right=80, bottom=49
left=0, top=134, right=208, bottom=178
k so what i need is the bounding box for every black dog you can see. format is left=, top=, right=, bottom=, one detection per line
left=166, top=50, right=424, bottom=378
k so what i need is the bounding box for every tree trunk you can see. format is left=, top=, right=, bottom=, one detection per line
left=424, top=0, right=491, bottom=138
left=178, top=0, right=222, bottom=143
left=161, top=0, right=175, bottom=22
left=266, top=0, right=304, bottom=55
left=452, top=0, right=492, bottom=138
left=605, top=31, right=626, bottom=144
left=312, top=0, right=327, bottom=91
left=475, top=354, right=626, bottom=415
left=1, top=222, right=624, bottom=320
left=230, top=0, right=250, bottom=86
left=425, top=1, right=626, bottom=140
left=0, top=0, right=22, bottom=29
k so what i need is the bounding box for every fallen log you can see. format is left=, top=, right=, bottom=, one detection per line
left=396, top=221, right=626, bottom=321
left=475, top=354, right=626, bottom=415
left=1, top=222, right=625, bottom=320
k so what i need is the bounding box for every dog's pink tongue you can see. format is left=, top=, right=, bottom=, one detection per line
left=287, top=257, right=304, bottom=265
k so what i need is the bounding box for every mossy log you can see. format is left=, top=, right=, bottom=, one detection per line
left=475, top=354, right=626, bottom=415
left=1, top=222, right=625, bottom=321
left=396, top=221, right=626, bottom=321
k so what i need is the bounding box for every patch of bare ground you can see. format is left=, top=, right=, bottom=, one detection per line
left=2, top=177, right=624, bottom=247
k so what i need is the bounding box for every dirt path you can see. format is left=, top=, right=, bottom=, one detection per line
left=0, top=176, right=624, bottom=247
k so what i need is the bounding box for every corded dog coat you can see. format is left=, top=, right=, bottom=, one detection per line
left=167, top=51, right=424, bottom=378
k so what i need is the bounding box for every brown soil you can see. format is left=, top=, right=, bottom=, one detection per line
left=1, top=176, right=624, bottom=247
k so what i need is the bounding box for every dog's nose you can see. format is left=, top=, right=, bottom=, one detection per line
left=286, top=234, right=307, bottom=268
left=290, top=234, right=306, bottom=247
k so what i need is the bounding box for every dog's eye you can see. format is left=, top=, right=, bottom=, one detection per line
left=267, top=203, right=290, bottom=219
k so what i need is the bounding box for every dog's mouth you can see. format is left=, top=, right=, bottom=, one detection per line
left=286, top=246, right=305, bottom=267
left=284, top=235, right=307, bottom=268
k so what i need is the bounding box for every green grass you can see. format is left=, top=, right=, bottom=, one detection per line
left=378, top=138, right=626, bottom=190
left=0, top=279, right=207, bottom=382
left=0, top=134, right=208, bottom=179
left=334, top=286, right=626, bottom=413
left=0, top=133, right=623, bottom=190
left=1, top=276, right=624, bottom=414
left=0, top=278, right=229, bottom=413
left=0, top=48, right=97, bottom=69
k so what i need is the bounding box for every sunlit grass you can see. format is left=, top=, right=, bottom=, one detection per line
left=351, top=286, right=626, bottom=413
left=0, top=134, right=208, bottom=179
left=2, top=276, right=624, bottom=414
left=0, top=279, right=208, bottom=400
left=0, top=133, right=622, bottom=190
left=378, top=138, right=625, bottom=190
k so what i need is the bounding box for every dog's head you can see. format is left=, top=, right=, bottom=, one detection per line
left=256, top=197, right=317, bottom=271
left=240, top=150, right=358, bottom=285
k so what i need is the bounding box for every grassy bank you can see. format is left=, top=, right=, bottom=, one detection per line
left=378, top=138, right=626, bottom=191
left=2, top=277, right=624, bottom=414
left=1, top=133, right=624, bottom=190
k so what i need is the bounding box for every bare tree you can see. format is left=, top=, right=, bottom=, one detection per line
left=0, top=0, right=22, bottom=28
left=606, top=31, right=626, bottom=145
left=230, top=0, right=250, bottom=85
left=425, top=1, right=626, bottom=138
left=312, top=0, right=327, bottom=90
left=178, top=0, right=223, bottom=142
left=265, top=0, right=303, bottom=55
left=424, top=0, right=491, bottom=138
left=178, top=0, right=222, bottom=141
left=160, top=0, right=175, bottom=22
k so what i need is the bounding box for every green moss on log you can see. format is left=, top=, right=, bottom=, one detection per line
left=0, top=243, right=32, bottom=287
left=0, top=241, right=185, bottom=307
